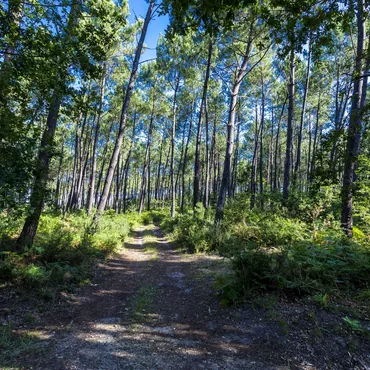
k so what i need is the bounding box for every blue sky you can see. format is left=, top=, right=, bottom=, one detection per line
left=128, top=0, right=169, bottom=60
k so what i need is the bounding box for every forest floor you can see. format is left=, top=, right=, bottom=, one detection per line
left=1, top=224, right=370, bottom=370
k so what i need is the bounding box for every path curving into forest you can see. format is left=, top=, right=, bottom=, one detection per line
left=6, top=225, right=366, bottom=370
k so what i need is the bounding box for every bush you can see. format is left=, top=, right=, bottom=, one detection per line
left=140, top=209, right=169, bottom=225
left=0, top=211, right=133, bottom=291
left=167, top=197, right=370, bottom=303
left=171, top=204, right=211, bottom=253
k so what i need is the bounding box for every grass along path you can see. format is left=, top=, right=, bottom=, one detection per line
left=1, top=224, right=369, bottom=369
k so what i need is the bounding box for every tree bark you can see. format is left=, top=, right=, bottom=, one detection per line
left=170, top=75, right=180, bottom=218
left=181, top=102, right=194, bottom=212
left=341, top=0, right=367, bottom=237
left=194, top=40, right=213, bottom=208
left=283, top=47, right=295, bottom=203
left=293, top=36, right=311, bottom=187
left=87, top=63, right=106, bottom=215
left=139, top=93, right=155, bottom=214
left=215, top=27, right=253, bottom=222
left=17, top=1, right=81, bottom=248
left=93, top=0, right=154, bottom=224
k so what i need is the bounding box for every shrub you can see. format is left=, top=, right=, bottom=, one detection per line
left=0, top=211, right=133, bottom=291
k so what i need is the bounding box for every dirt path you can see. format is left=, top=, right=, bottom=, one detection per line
left=3, top=225, right=370, bottom=370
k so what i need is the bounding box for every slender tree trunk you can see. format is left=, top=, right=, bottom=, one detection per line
left=87, top=63, right=106, bottom=215
left=17, top=1, right=81, bottom=248
left=194, top=40, right=213, bottom=208
left=307, top=117, right=312, bottom=183
left=155, top=133, right=165, bottom=201
left=122, top=118, right=136, bottom=213
left=268, top=105, right=274, bottom=192
left=181, top=103, right=194, bottom=212
left=283, top=47, right=295, bottom=203
left=215, top=28, right=253, bottom=222
left=93, top=0, right=155, bottom=224
left=17, top=96, right=61, bottom=247
left=251, top=104, right=259, bottom=209
left=310, top=95, right=321, bottom=182
left=231, top=111, right=241, bottom=196
left=170, top=75, right=180, bottom=218
left=341, top=0, right=367, bottom=237
left=139, top=94, right=155, bottom=214
left=294, top=37, right=311, bottom=188
left=95, top=121, right=114, bottom=206
left=54, top=142, right=64, bottom=208
left=259, top=75, right=265, bottom=209
left=273, top=97, right=287, bottom=191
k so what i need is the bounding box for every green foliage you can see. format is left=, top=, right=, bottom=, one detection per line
left=140, top=209, right=169, bottom=225
left=312, top=293, right=330, bottom=308
left=0, top=211, right=132, bottom=291
left=343, top=317, right=366, bottom=333
left=171, top=204, right=211, bottom=253
left=169, top=198, right=370, bottom=304
left=0, top=325, right=40, bottom=364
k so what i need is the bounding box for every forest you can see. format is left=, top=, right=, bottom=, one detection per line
left=1, top=0, right=370, bottom=368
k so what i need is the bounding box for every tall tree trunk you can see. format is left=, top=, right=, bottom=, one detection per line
left=93, top=0, right=155, bottom=224
left=87, top=63, right=106, bottom=215
left=310, top=95, right=321, bottom=182
left=17, top=1, right=81, bottom=248
left=283, top=47, right=295, bottom=203
left=259, top=75, right=265, bottom=209
left=17, top=96, right=61, bottom=247
left=155, top=132, right=165, bottom=201
left=294, top=36, right=311, bottom=187
left=139, top=93, right=155, bottom=214
left=231, top=111, right=241, bottom=196
left=54, top=142, right=64, bottom=208
left=170, top=75, right=180, bottom=218
left=341, top=0, right=367, bottom=237
left=250, top=104, right=259, bottom=209
left=268, top=105, right=274, bottom=192
left=95, top=121, right=114, bottom=206
left=215, top=28, right=254, bottom=222
left=122, top=116, right=137, bottom=213
left=273, top=96, right=287, bottom=191
left=194, top=40, right=213, bottom=208
left=306, top=117, right=312, bottom=184
left=181, top=102, right=194, bottom=212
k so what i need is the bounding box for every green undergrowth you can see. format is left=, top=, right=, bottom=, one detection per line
left=0, top=210, right=137, bottom=293
left=0, top=324, right=49, bottom=366
left=139, top=209, right=169, bottom=226
left=162, top=196, right=370, bottom=305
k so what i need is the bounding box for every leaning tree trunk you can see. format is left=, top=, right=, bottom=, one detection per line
left=93, top=0, right=155, bottom=224
left=17, top=96, right=61, bottom=248
left=17, top=1, right=81, bottom=248
left=341, top=0, right=367, bottom=237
